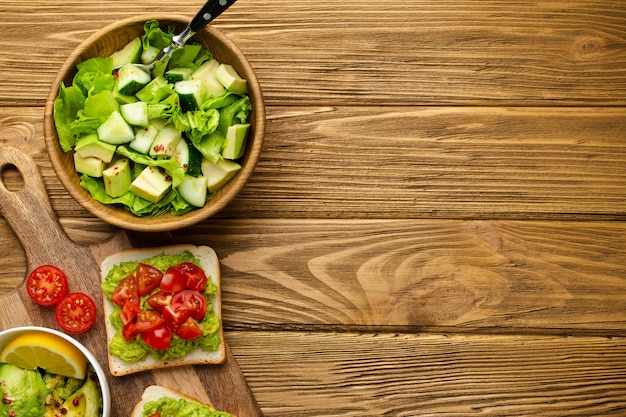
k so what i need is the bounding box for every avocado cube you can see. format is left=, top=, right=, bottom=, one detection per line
left=129, top=166, right=172, bottom=203
left=74, top=133, right=117, bottom=163
left=222, top=123, right=250, bottom=160
left=102, top=158, right=132, bottom=198
left=74, top=153, right=105, bottom=178
left=201, top=158, right=241, bottom=193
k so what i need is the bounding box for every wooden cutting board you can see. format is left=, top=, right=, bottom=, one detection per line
left=0, top=146, right=262, bottom=417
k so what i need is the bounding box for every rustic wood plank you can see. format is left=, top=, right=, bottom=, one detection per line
left=2, top=107, right=624, bottom=221
left=226, top=331, right=626, bottom=416
left=170, top=218, right=626, bottom=335
left=1, top=1, right=626, bottom=106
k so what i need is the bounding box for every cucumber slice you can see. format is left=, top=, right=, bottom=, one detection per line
left=215, top=63, right=247, bottom=94
left=117, top=63, right=151, bottom=96
left=177, top=175, right=208, bottom=207
left=110, top=37, right=142, bottom=68
left=149, top=125, right=182, bottom=158
left=172, top=138, right=190, bottom=170
left=97, top=111, right=135, bottom=144
left=186, top=144, right=203, bottom=177
left=129, top=123, right=159, bottom=154
left=165, top=67, right=194, bottom=83
left=141, top=45, right=161, bottom=64
left=175, top=79, right=206, bottom=112
left=120, top=101, right=149, bottom=128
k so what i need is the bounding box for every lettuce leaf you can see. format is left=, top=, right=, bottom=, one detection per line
left=53, top=83, right=85, bottom=151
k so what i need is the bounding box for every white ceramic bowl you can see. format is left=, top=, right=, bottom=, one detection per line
left=0, top=326, right=111, bottom=417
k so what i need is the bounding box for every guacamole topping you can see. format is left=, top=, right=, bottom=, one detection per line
left=101, top=251, right=221, bottom=363
left=142, top=396, right=232, bottom=417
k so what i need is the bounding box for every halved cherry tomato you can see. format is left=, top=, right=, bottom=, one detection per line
left=176, top=262, right=207, bottom=292
left=136, top=263, right=163, bottom=295
left=162, top=302, right=192, bottom=330
left=54, top=292, right=97, bottom=334
left=120, top=300, right=141, bottom=325
left=26, top=264, right=69, bottom=307
left=135, top=310, right=164, bottom=332
left=146, top=291, right=172, bottom=313
left=172, top=290, right=207, bottom=321
left=111, top=274, right=140, bottom=307
left=123, top=320, right=140, bottom=341
left=175, top=317, right=203, bottom=340
left=159, top=267, right=187, bottom=292
left=142, top=323, right=171, bottom=350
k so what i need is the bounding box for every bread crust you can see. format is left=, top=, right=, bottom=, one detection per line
left=100, top=244, right=226, bottom=376
left=131, top=385, right=235, bottom=417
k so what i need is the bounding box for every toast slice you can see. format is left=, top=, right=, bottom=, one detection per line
left=131, top=385, right=235, bottom=417
left=100, top=244, right=226, bottom=376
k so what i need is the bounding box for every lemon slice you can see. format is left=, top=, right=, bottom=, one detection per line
left=0, top=331, right=87, bottom=379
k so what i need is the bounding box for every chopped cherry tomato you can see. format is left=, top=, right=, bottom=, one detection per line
left=26, top=264, right=69, bottom=307
left=162, top=302, right=192, bottom=330
left=120, top=300, right=141, bottom=325
left=54, top=292, right=97, bottom=334
left=175, top=317, right=203, bottom=340
left=142, top=323, right=171, bottom=350
left=123, top=320, right=140, bottom=341
left=146, top=291, right=172, bottom=313
left=159, top=267, right=187, bottom=292
left=111, top=274, right=140, bottom=307
left=172, top=290, right=207, bottom=321
left=136, top=263, right=163, bottom=295
left=176, top=262, right=207, bottom=292
left=135, top=310, right=164, bottom=332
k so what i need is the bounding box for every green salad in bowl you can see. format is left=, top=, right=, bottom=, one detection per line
left=45, top=16, right=264, bottom=231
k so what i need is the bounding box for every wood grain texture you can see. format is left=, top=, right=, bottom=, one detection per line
left=171, top=219, right=626, bottom=334
left=2, top=107, right=625, bottom=221
left=1, top=0, right=625, bottom=415
left=1, top=1, right=626, bottom=106
left=226, top=331, right=626, bottom=416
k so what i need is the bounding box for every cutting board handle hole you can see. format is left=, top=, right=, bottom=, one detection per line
left=0, top=163, right=25, bottom=192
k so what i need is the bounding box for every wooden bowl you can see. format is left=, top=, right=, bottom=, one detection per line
left=44, top=15, right=265, bottom=232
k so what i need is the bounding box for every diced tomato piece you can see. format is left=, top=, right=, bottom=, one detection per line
left=135, top=309, right=164, bottom=332
left=136, top=263, right=163, bottom=295
left=111, top=274, right=140, bottom=307
left=146, top=291, right=172, bottom=313
left=162, top=302, right=192, bottom=330
left=175, top=317, right=203, bottom=340
left=120, top=300, right=141, bottom=325
left=172, top=290, right=207, bottom=321
left=142, top=323, right=171, bottom=350
left=122, top=320, right=140, bottom=341
left=159, top=267, right=187, bottom=292
left=176, top=262, right=208, bottom=292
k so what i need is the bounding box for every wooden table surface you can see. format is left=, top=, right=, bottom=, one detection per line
left=1, top=1, right=626, bottom=415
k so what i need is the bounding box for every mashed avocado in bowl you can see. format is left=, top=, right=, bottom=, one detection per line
left=0, top=363, right=102, bottom=417
left=0, top=364, right=48, bottom=417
